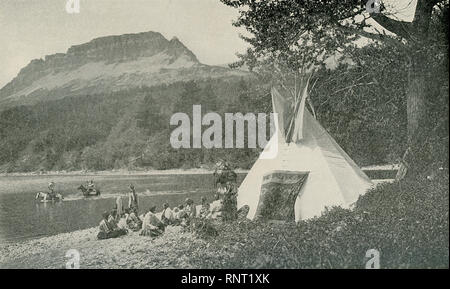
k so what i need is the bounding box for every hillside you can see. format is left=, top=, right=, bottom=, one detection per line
left=0, top=31, right=247, bottom=108
left=0, top=31, right=447, bottom=173
left=0, top=31, right=263, bottom=173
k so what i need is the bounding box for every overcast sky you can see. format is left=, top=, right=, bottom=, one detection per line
left=0, top=0, right=249, bottom=88
left=0, top=0, right=417, bottom=89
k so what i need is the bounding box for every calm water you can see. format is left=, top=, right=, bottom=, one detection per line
left=0, top=173, right=245, bottom=244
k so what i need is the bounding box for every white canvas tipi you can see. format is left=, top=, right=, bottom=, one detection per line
left=237, top=83, right=373, bottom=222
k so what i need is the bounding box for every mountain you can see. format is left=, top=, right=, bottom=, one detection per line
left=0, top=32, right=419, bottom=173
left=0, top=31, right=262, bottom=172
left=0, top=31, right=247, bottom=107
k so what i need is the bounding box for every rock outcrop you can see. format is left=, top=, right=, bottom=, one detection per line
left=0, top=31, right=246, bottom=106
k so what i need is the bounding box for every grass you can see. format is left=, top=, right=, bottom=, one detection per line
left=189, top=173, right=449, bottom=269
left=1, top=172, right=447, bottom=269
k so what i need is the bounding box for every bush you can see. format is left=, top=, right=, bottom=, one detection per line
left=191, top=174, right=449, bottom=269
left=185, top=218, right=219, bottom=239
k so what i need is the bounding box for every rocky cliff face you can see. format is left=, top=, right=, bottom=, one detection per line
left=0, top=31, right=246, bottom=106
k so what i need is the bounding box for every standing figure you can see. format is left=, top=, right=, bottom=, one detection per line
left=221, top=182, right=238, bottom=221
left=128, top=184, right=139, bottom=214
left=115, top=195, right=124, bottom=217
left=213, top=160, right=238, bottom=221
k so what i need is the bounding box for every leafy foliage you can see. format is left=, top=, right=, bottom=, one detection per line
left=1, top=45, right=446, bottom=172
left=191, top=174, right=449, bottom=269
left=221, top=0, right=449, bottom=176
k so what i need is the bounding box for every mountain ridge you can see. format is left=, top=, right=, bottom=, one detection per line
left=0, top=31, right=247, bottom=107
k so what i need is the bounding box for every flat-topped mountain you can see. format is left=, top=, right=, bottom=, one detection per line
left=0, top=31, right=247, bottom=106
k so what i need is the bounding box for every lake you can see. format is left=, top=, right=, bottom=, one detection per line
left=0, top=173, right=245, bottom=244
left=0, top=168, right=393, bottom=244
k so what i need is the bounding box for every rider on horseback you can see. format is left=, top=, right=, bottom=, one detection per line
left=48, top=182, right=56, bottom=200
left=87, top=180, right=96, bottom=194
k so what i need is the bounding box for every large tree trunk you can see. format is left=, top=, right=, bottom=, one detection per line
left=407, top=55, right=428, bottom=143
left=396, top=52, right=429, bottom=180
left=395, top=0, right=435, bottom=180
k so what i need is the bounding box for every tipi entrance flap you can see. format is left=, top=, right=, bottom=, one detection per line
left=254, top=170, right=309, bottom=222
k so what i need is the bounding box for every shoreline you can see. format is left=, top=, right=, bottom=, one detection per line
left=0, top=168, right=250, bottom=177
left=0, top=164, right=397, bottom=177
left=0, top=163, right=399, bottom=268
left=0, top=225, right=206, bottom=269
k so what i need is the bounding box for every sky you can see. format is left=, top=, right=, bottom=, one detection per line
left=0, top=0, right=418, bottom=89
left=0, top=0, right=249, bottom=88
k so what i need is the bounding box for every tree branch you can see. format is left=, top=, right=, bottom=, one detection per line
left=335, top=23, right=405, bottom=48
left=370, top=13, right=413, bottom=40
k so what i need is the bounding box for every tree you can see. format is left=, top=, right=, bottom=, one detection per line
left=201, top=83, right=218, bottom=112
left=174, top=81, right=202, bottom=114
left=221, top=0, right=449, bottom=178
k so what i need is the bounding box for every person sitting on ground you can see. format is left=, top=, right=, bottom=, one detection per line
left=97, top=211, right=127, bottom=240
left=172, top=206, right=180, bottom=225
left=125, top=208, right=142, bottom=231
left=140, top=206, right=165, bottom=237
left=117, top=212, right=128, bottom=231
left=161, top=203, right=174, bottom=226
left=185, top=198, right=196, bottom=219
left=199, top=196, right=210, bottom=218
left=98, top=211, right=112, bottom=239
left=182, top=198, right=197, bottom=227
left=172, top=204, right=187, bottom=226
left=108, top=209, right=119, bottom=229
left=209, top=193, right=223, bottom=220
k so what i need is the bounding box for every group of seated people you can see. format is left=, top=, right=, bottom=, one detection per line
left=97, top=195, right=224, bottom=240
left=97, top=207, right=142, bottom=240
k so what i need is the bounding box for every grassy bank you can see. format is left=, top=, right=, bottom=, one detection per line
left=1, top=174, right=447, bottom=269
left=191, top=174, right=449, bottom=269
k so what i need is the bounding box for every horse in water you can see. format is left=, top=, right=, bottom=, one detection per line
left=77, top=185, right=101, bottom=197
left=35, top=192, right=64, bottom=202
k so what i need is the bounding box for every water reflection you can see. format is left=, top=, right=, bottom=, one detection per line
left=0, top=174, right=245, bottom=243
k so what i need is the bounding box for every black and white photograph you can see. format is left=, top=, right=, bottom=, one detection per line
left=0, top=0, right=448, bottom=274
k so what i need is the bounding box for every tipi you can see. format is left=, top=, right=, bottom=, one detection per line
left=237, top=79, right=373, bottom=222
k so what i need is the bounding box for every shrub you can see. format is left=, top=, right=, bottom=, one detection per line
left=192, top=174, right=449, bottom=269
